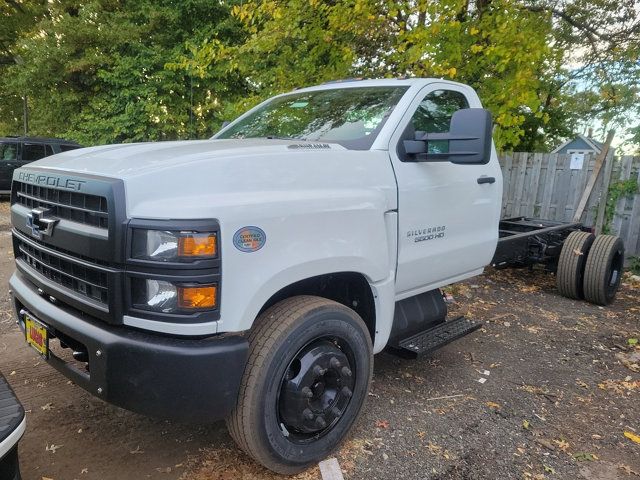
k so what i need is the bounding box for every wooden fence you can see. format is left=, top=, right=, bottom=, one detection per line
left=499, top=152, right=640, bottom=261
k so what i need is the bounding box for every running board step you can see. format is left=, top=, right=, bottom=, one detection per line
left=393, top=316, right=482, bottom=358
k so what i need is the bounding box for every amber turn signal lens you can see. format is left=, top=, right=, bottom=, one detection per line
left=178, top=234, right=217, bottom=257
left=178, top=285, right=217, bottom=309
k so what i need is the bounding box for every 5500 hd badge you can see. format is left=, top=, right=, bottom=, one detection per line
left=407, top=225, right=446, bottom=243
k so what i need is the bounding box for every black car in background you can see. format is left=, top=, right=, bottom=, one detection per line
left=0, top=373, right=25, bottom=480
left=0, top=137, right=82, bottom=193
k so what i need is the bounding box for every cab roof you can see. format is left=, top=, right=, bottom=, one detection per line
left=294, top=77, right=470, bottom=92
left=0, top=136, right=81, bottom=145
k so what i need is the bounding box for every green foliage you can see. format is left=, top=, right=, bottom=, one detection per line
left=1, top=0, right=638, bottom=148
left=602, top=179, right=639, bottom=234
left=628, top=257, right=640, bottom=276
left=0, top=0, right=246, bottom=143
left=170, top=0, right=554, bottom=149
left=173, top=0, right=639, bottom=151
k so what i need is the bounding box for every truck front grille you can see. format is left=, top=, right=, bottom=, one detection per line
left=14, top=181, right=109, bottom=229
left=16, top=236, right=109, bottom=305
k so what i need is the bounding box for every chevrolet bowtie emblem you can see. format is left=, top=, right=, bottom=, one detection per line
left=26, top=207, right=59, bottom=239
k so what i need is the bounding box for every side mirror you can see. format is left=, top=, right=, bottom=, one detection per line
left=402, top=108, right=492, bottom=164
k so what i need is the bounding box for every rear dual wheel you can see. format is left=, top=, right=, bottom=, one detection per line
left=226, top=296, right=373, bottom=475
left=583, top=234, right=624, bottom=305
left=556, top=231, right=595, bottom=300
left=557, top=232, right=624, bottom=305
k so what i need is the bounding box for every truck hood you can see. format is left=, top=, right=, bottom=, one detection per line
left=31, top=139, right=315, bottom=178
left=23, top=138, right=398, bottom=219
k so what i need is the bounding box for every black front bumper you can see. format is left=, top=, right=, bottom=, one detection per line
left=10, top=271, right=248, bottom=423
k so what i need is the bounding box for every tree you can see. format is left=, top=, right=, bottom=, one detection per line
left=0, top=0, right=49, bottom=134
left=0, top=0, right=245, bottom=143
left=2, top=0, right=638, bottom=150
left=176, top=0, right=640, bottom=151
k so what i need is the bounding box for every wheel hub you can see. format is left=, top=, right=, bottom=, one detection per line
left=279, top=339, right=355, bottom=437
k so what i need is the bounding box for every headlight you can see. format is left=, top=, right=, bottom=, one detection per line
left=132, top=229, right=217, bottom=261
left=132, top=278, right=217, bottom=313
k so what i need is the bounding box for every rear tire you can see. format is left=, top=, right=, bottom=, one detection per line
left=556, top=231, right=595, bottom=299
left=226, top=295, right=373, bottom=475
left=583, top=234, right=625, bottom=305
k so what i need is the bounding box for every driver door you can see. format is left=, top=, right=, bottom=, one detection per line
left=389, top=83, right=502, bottom=297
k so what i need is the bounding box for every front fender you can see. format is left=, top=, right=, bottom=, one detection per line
left=219, top=206, right=393, bottom=333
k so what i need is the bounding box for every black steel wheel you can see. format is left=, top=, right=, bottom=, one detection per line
left=556, top=231, right=595, bottom=300
left=226, top=296, right=373, bottom=475
left=278, top=338, right=356, bottom=442
left=583, top=234, right=625, bottom=305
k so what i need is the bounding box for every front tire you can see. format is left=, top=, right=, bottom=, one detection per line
left=226, top=295, right=373, bottom=475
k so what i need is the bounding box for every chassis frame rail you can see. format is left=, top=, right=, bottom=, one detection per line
left=492, top=217, right=587, bottom=269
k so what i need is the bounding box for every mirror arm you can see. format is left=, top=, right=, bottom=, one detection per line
left=406, top=151, right=483, bottom=162
left=419, top=133, right=479, bottom=141
left=404, top=153, right=450, bottom=162
left=403, top=139, right=427, bottom=154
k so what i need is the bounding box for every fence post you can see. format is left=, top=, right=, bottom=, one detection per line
left=572, top=130, right=615, bottom=222
left=594, top=149, right=615, bottom=234
left=540, top=154, right=557, bottom=219
left=611, top=155, right=634, bottom=236
left=625, top=158, right=640, bottom=260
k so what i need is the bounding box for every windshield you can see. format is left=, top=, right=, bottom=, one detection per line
left=215, top=86, right=409, bottom=149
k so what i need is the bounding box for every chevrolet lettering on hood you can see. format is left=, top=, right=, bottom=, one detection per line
left=17, top=171, right=85, bottom=191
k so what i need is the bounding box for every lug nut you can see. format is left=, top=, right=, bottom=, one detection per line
left=341, top=366, right=352, bottom=377
left=303, top=408, right=314, bottom=420
left=330, top=357, right=341, bottom=369
left=341, top=386, right=353, bottom=398
left=331, top=406, right=341, bottom=417
left=315, top=416, right=326, bottom=428
left=313, top=365, right=326, bottom=376
left=301, top=386, right=313, bottom=398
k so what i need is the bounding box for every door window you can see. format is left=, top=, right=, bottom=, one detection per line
left=410, top=89, right=469, bottom=153
left=21, top=143, right=47, bottom=162
left=0, top=142, right=18, bottom=162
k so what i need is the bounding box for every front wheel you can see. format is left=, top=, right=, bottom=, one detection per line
left=226, top=296, right=373, bottom=475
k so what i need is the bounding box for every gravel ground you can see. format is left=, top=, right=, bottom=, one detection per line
left=0, top=199, right=638, bottom=480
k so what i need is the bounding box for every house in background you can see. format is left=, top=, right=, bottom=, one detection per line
left=551, top=129, right=609, bottom=156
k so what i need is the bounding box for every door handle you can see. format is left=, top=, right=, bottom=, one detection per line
left=477, top=176, right=495, bottom=185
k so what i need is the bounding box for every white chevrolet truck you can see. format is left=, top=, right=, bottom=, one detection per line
left=9, top=78, right=624, bottom=474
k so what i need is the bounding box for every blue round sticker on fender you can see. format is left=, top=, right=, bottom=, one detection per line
left=233, top=226, right=266, bottom=252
